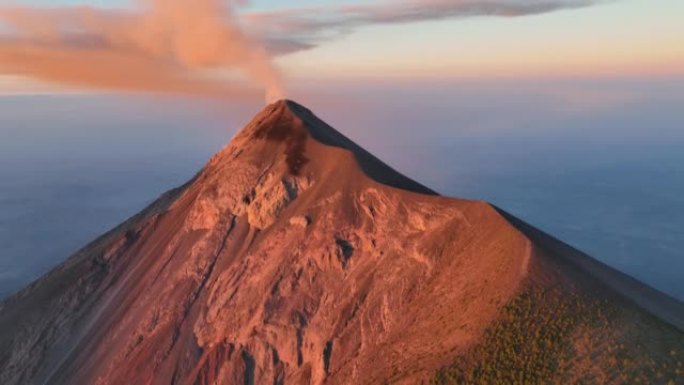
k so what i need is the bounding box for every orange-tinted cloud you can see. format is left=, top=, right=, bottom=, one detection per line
left=0, top=0, right=284, bottom=102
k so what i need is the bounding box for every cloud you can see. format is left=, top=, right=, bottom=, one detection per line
left=0, top=0, right=284, bottom=102
left=245, top=0, right=599, bottom=55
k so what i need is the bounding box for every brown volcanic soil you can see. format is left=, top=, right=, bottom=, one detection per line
left=1, top=100, right=683, bottom=385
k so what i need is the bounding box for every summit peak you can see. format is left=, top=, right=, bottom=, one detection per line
left=230, top=99, right=437, bottom=195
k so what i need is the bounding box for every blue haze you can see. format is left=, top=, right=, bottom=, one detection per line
left=0, top=77, right=683, bottom=300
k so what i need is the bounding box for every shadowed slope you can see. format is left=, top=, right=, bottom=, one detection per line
left=496, top=207, right=684, bottom=332
left=282, top=100, right=437, bottom=195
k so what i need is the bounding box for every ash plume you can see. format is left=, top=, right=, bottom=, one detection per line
left=246, top=0, right=600, bottom=55
left=0, top=0, right=284, bottom=102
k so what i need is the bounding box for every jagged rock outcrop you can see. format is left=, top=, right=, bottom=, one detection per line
left=1, top=100, right=683, bottom=385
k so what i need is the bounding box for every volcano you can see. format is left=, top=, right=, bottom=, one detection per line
left=1, top=100, right=683, bottom=385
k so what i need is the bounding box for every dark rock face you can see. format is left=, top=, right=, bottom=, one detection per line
left=1, top=100, right=682, bottom=385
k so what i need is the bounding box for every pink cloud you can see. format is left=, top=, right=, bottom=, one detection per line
left=0, top=0, right=283, bottom=102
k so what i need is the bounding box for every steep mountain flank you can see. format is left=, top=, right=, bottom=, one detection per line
left=1, top=100, right=682, bottom=385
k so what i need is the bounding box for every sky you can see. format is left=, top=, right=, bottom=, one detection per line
left=1, top=0, right=683, bottom=98
left=271, top=0, right=684, bottom=79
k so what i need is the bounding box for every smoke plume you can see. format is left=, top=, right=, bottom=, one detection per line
left=246, top=0, right=599, bottom=55
left=0, top=0, right=284, bottom=102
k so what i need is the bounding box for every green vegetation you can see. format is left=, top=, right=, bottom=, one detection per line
left=431, top=288, right=597, bottom=385
left=430, top=286, right=684, bottom=385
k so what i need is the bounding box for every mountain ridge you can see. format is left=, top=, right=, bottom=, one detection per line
left=496, top=206, right=684, bottom=332
left=272, top=99, right=684, bottom=332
